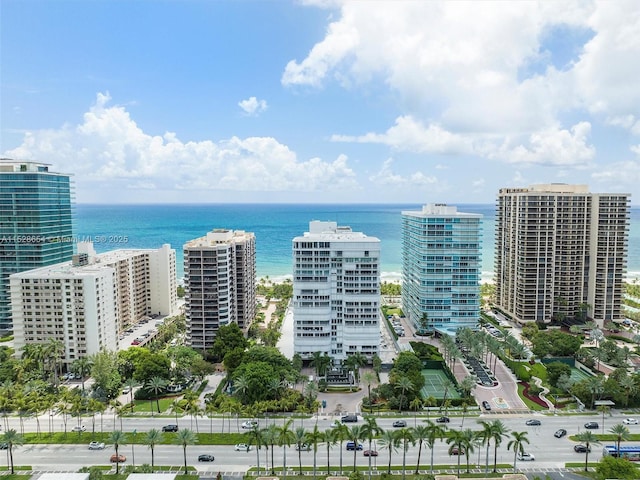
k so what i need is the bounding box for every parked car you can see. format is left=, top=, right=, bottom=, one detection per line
left=554, top=429, right=567, bottom=438
left=436, top=416, right=450, bottom=423
left=584, top=422, right=599, bottom=429
left=122, top=386, right=131, bottom=395
left=162, top=424, right=179, bottom=432
left=110, top=454, right=126, bottom=463
left=198, top=454, right=215, bottom=462
left=346, top=441, right=364, bottom=451
left=392, top=420, right=407, bottom=428
left=525, top=419, right=541, bottom=426
left=0, top=443, right=8, bottom=450
left=88, top=441, right=105, bottom=450
left=623, top=418, right=638, bottom=425
left=363, top=450, right=378, bottom=456
left=235, top=443, right=251, bottom=451
left=241, top=420, right=258, bottom=429
left=130, top=340, right=141, bottom=346
left=71, top=425, right=86, bottom=432
left=341, top=415, right=358, bottom=423
left=450, top=447, right=465, bottom=455
left=482, top=400, right=491, bottom=411
left=517, top=452, right=535, bottom=461
left=574, top=444, right=591, bottom=453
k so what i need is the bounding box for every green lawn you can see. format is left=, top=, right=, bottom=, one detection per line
left=130, top=397, right=176, bottom=413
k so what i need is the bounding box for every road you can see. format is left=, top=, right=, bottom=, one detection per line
left=3, top=411, right=637, bottom=472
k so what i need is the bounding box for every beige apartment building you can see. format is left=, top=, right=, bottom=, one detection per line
left=183, top=229, right=256, bottom=351
left=495, top=184, right=629, bottom=326
left=10, top=242, right=178, bottom=367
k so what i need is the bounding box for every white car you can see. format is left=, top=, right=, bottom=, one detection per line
left=241, top=420, right=258, bottom=429
left=234, top=443, right=251, bottom=451
left=88, top=441, right=105, bottom=450
left=623, top=418, right=638, bottom=425
left=71, top=425, right=86, bottom=432
left=122, top=386, right=131, bottom=395
left=517, top=452, right=535, bottom=461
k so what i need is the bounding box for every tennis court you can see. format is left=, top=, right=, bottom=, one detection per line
left=420, top=369, right=461, bottom=399
left=570, top=367, right=593, bottom=383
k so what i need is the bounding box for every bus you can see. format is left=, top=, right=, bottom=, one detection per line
left=602, top=445, right=640, bottom=461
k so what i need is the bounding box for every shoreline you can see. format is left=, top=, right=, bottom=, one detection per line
left=255, top=271, right=640, bottom=286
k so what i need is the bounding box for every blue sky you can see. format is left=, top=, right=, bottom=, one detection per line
left=2, top=0, right=640, bottom=204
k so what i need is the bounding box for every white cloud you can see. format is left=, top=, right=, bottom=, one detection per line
left=368, top=158, right=438, bottom=187
left=286, top=0, right=640, bottom=148
left=332, top=116, right=473, bottom=154
left=4, top=93, right=358, bottom=194
left=487, top=122, right=595, bottom=167
left=238, top=96, right=268, bottom=116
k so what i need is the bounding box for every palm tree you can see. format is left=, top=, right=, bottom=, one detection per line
left=293, top=426, right=308, bottom=475
left=334, top=422, right=350, bottom=474
left=609, top=423, right=630, bottom=456
left=407, top=424, right=428, bottom=475
left=423, top=420, right=445, bottom=473
left=507, top=431, right=530, bottom=473
left=490, top=419, right=510, bottom=472
left=277, top=418, right=296, bottom=479
left=71, top=356, right=94, bottom=392
left=234, top=375, right=250, bottom=404
left=1, top=428, right=24, bottom=474
left=440, top=379, right=455, bottom=413
left=460, top=428, right=477, bottom=473
left=394, top=376, right=414, bottom=412
left=347, top=425, right=366, bottom=472
left=410, top=398, right=422, bottom=427
left=344, top=351, right=367, bottom=386
left=170, top=398, right=184, bottom=428
left=264, top=423, right=280, bottom=474
left=306, top=424, right=324, bottom=480
left=323, top=427, right=339, bottom=476
left=575, top=430, right=600, bottom=472
left=397, top=427, right=415, bottom=480
left=362, top=371, right=377, bottom=414
left=144, top=428, right=163, bottom=469
left=247, top=425, right=264, bottom=474
left=108, top=430, right=127, bottom=475
left=447, top=429, right=466, bottom=476
left=123, top=378, right=138, bottom=413
left=175, top=428, right=197, bottom=475
left=378, top=429, right=400, bottom=474
left=45, top=338, right=65, bottom=387
left=145, top=376, right=168, bottom=414
left=361, top=416, right=382, bottom=480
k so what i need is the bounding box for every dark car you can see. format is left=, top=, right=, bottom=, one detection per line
left=0, top=443, right=7, bottom=450
left=392, top=420, right=407, bottom=428
left=482, top=400, right=491, bottom=411
left=450, top=447, right=465, bottom=456
left=341, top=415, right=358, bottom=423
left=525, top=419, right=541, bottom=426
left=363, top=450, right=378, bottom=457
left=162, top=424, right=179, bottom=432
left=584, top=422, right=599, bottom=429
left=295, top=443, right=311, bottom=451
left=574, top=444, right=591, bottom=453
left=346, top=441, right=364, bottom=451
left=554, top=429, right=567, bottom=438
left=198, top=454, right=215, bottom=462
left=436, top=416, right=450, bottom=423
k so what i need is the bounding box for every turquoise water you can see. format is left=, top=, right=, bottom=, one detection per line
left=74, top=203, right=640, bottom=281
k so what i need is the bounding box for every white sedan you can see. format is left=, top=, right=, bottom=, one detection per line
left=234, top=443, right=251, bottom=451
left=623, top=418, right=638, bottom=425
left=88, top=442, right=105, bottom=450
left=517, top=453, right=535, bottom=461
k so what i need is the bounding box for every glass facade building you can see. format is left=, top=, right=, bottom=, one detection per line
left=0, top=159, right=73, bottom=333
left=402, top=204, right=482, bottom=336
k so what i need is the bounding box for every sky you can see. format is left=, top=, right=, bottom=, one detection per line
left=2, top=0, right=640, bottom=204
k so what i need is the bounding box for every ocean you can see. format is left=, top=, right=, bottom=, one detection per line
left=74, top=203, right=640, bottom=283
